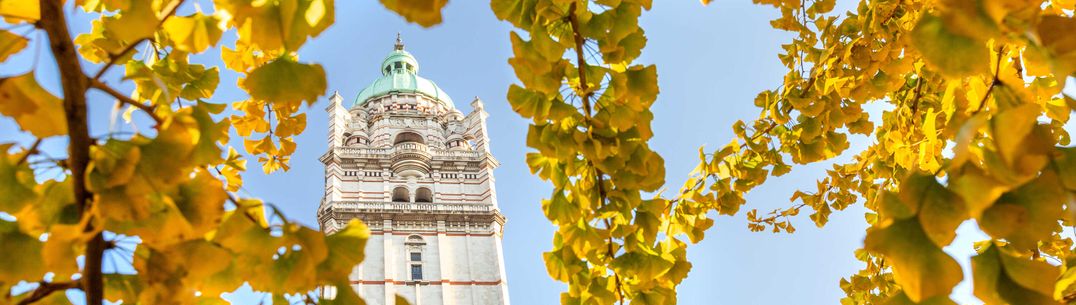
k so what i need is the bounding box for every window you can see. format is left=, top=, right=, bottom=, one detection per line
left=411, top=264, right=423, bottom=280
left=392, top=186, right=410, bottom=202
left=393, top=132, right=424, bottom=144
left=415, top=187, right=432, bottom=203
left=410, top=252, right=421, bottom=261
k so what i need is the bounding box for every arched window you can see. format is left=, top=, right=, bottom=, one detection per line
left=415, top=187, right=432, bottom=203
left=405, top=235, right=426, bottom=281
left=392, top=186, right=410, bottom=202
left=394, top=132, right=424, bottom=144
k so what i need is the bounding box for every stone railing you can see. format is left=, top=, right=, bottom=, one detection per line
left=335, top=145, right=484, bottom=160
left=328, top=201, right=495, bottom=214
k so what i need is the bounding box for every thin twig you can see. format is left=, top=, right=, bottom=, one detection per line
left=972, top=46, right=1006, bottom=114
left=91, top=0, right=186, bottom=80
left=15, top=138, right=42, bottom=166
left=87, top=78, right=162, bottom=124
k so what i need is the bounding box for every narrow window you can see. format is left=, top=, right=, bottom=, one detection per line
left=411, top=264, right=423, bottom=280
left=410, top=252, right=421, bottom=261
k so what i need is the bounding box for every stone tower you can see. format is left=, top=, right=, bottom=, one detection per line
left=316, top=36, right=510, bottom=305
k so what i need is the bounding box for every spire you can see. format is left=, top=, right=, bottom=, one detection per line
left=395, top=32, right=404, bottom=51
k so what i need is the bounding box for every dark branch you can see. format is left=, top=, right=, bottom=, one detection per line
left=16, top=281, right=81, bottom=305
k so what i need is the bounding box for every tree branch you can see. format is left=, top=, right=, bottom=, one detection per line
left=87, top=78, right=162, bottom=125
left=91, top=0, right=186, bottom=80
left=16, top=281, right=81, bottom=305
left=567, top=3, right=624, bottom=304
left=37, top=1, right=104, bottom=305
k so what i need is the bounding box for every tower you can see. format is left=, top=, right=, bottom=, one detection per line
left=317, top=36, right=510, bottom=305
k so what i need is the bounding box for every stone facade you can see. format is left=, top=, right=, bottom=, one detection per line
left=317, top=39, right=509, bottom=305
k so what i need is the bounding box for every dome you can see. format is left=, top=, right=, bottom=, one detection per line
left=353, top=35, right=454, bottom=109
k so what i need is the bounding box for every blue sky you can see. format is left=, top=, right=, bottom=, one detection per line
left=8, top=0, right=1069, bottom=304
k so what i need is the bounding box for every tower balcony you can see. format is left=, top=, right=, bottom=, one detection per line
left=391, top=142, right=431, bottom=175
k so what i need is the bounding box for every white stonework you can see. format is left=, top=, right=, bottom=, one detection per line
left=318, top=38, right=509, bottom=305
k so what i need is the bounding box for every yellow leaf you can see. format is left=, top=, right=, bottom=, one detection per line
left=911, top=13, right=989, bottom=78
left=0, top=73, right=68, bottom=137
left=395, top=294, right=413, bottom=305
left=0, top=29, right=28, bottom=61
left=163, top=13, right=224, bottom=53
left=972, top=242, right=1059, bottom=304
left=380, top=0, right=448, bottom=27
left=1035, top=16, right=1076, bottom=80
left=990, top=103, right=1041, bottom=166
left=864, top=219, right=963, bottom=302
left=217, top=0, right=334, bottom=51
left=101, top=0, right=160, bottom=43
left=0, top=0, right=39, bottom=22
left=241, top=57, right=326, bottom=106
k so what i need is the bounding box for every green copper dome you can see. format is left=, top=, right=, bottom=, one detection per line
left=353, top=36, right=454, bottom=109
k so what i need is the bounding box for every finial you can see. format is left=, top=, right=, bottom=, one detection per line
left=395, top=32, right=404, bottom=51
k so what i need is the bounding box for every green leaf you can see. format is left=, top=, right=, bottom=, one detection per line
left=0, top=148, right=36, bottom=214
left=0, top=220, right=45, bottom=282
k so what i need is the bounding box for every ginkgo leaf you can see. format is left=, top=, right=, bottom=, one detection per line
left=911, top=13, right=989, bottom=78
left=0, top=73, right=68, bottom=137
left=380, top=0, right=448, bottom=27
left=163, top=13, right=224, bottom=53
left=0, top=0, right=39, bottom=22
left=864, top=218, right=963, bottom=302
left=217, top=0, right=334, bottom=51
left=882, top=292, right=956, bottom=305
left=0, top=148, right=36, bottom=214
left=101, top=0, right=160, bottom=43
left=0, top=220, right=45, bottom=282
left=103, top=274, right=143, bottom=303
left=174, top=170, right=226, bottom=236
left=317, top=219, right=369, bottom=281
left=1035, top=16, right=1076, bottom=80
left=241, top=57, right=326, bottom=106
left=972, top=242, right=1059, bottom=305
left=0, top=29, right=28, bottom=61
left=979, top=172, right=1065, bottom=250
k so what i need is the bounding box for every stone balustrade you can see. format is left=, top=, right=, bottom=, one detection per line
left=328, top=201, right=496, bottom=214
left=335, top=145, right=485, bottom=160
